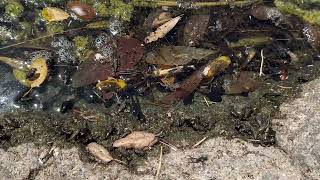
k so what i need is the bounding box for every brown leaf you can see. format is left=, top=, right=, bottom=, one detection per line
left=113, top=131, right=158, bottom=150
left=67, top=1, right=96, bottom=21
left=183, top=15, right=210, bottom=46
left=223, top=71, right=263, bottom=94
left=160, top=56, right=231, bottom=105
left=71, top=55, right=114, bottom=88
left=116, top=36, right=144, bottom=71
left=86, top=143, right=113, bottom=163
left=146, top=46, right=216, bottom=66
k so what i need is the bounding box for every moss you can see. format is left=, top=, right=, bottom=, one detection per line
left=16, top=22, right=32, bottom=41
left=73, top=36, right=92, bottom=62
left=107, top=0, right=134, bottom=21
left=5, top=0, right=24, bottom=18
left=275, top=0, right=320, bottom=26
left=46, top=22, right=65, bottom=34
left=93, top=1, right=109, bottom=17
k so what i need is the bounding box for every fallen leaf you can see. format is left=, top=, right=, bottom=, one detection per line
left=160, top=56, right=231, bottom=104
left=223, top=71, right=263, bottom=94
left=13, top=58, right=48, bottom=88
left=146, top=46, right=216, bottom=66
left=96, top=77, right=127, bottom=91
left=113, top=131, right=158, bottom=150
left=152, top=12, right=172, bottom=27
left=71, top=55, right=114, bottom=88
left=116, top=36, right=144, bottom=71
left=86, top=143, right=113, bottom=163
left=183, top=15, right=210, bottom=46
left=144, top=15, right=182, bottom=43
left=42, top=7, right=70, bottom=22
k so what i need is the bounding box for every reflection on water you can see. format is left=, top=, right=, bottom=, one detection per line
left=0, top=64, right=26, bottom=113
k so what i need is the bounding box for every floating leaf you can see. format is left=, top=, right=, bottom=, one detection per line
left=144, top=15, right=182, bottom=43
left=116, top=36, right=144, bottom=71
left=86, top=143, right=113, bottom=163
left=13, top=58, right=48, bottom=88
left=146, top=46, right=217, bottom=66
left=42, top=7, right=70, bottom=22
left=113, top=131, right=158, bottom=150
left=160, top=56, right=231, bottom=104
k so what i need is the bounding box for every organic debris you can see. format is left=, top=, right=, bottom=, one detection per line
left=42, top=7, right=70, bottom=22
left=146, top=46, right=216, bottom=66
left=144, top=15, right=183, bottom=43
left=87, top=143, right=113, bottom=164
left=67, top=1, right=96, bottom=21
left=113, top=131, right=158, bottom=150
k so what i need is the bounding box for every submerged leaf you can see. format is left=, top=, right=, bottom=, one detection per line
left=144, top=15, right=182, bottom=43
left=13, top=58, right=48, bottom=88
left=116, top=36, right=144, bottom=71
left=160, top=56, right=231, bottom=104
left=71, top=56, right=114, bottom=88
left=86, top=143, right=113, bottom=164
left=183, top=15, right=210, bottom=46
left=96, top=77, right=127, bottom=91
left=42, top=7, right=70, bottom=22
left=146, top=46, right=216, bottom=66
left=113, top=131, right=158, bottom=150
left=223, top=71, right=263, bottom=94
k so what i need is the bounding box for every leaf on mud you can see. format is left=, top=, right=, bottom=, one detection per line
left=71, top=56, right=114, bottom=88
left=42, top=7, right=70, bottom=22
left=13, top=58, right=48, bottom=88
left=223, top=71, right=263, bottom=94
left=160, top=56, right=231, bottom=105
left=144, top=10, right=172, bottom=29
left=144, top=15, right=182, bottom=43
left=183, top=15, right=210, bottom=46
left=116, top=36, right=144, bottom=71
left=146, top=46, right=216, bottom=66
left=113, top=131, right=158, bottom=150
left=86, top=143, right=113, bottom=163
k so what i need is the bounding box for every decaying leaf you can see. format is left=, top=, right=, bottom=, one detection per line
left=13, top=58, right=48, bottom=88
left=223, top=71, right=263, bottom=94
left=71, top=55, right=114, bottom=88
left=42, top=7, right=70, bottom=22
left=116, top=36, right=144, bottom=71
left=183, top=15, right=210, bottom=46
left=113, top=131, right=158, bottom=150
left=152, top=12, right=172, bottom=27
left=160, top=56, right=231, bottom=105
left=144, top=15, right=183, bottom=43
left=86, top=143, right=113, bottom=163
left=228, top=36, right=273, bottom=48
left=146, top=46, right=216, bottom=66
left=96, top=77, right=127, bottom=91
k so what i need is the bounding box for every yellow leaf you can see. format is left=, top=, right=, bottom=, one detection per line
left=96, top=78, right=127, bottom=91
left=42, top=7, right=70, bottom=22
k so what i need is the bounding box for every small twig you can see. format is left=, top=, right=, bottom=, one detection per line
left=203, top=97, right=210, bottom=107
left=192, top=137, right=208, bottom=148
left=259, top=49, right=264, bottom=77
left=155, top=146, right=163, bottom=180
left=113, top=158, right=127, bottom=165
left=159, top=140, right=178, bottom=151
left=276, top=85, right=293, bottom=89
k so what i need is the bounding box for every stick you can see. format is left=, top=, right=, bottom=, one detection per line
left=159, top=140, right=178, bottom=151
left=193, top=137, right=208, bottom=148
left=259, top=49, right=264, bottom=77
left=155, top=146, right=163, bottom=180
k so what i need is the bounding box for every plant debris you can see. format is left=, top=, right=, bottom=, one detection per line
left=113, top=131, right=158, bottom=150
left=87, top=142, right=113, bottom=164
